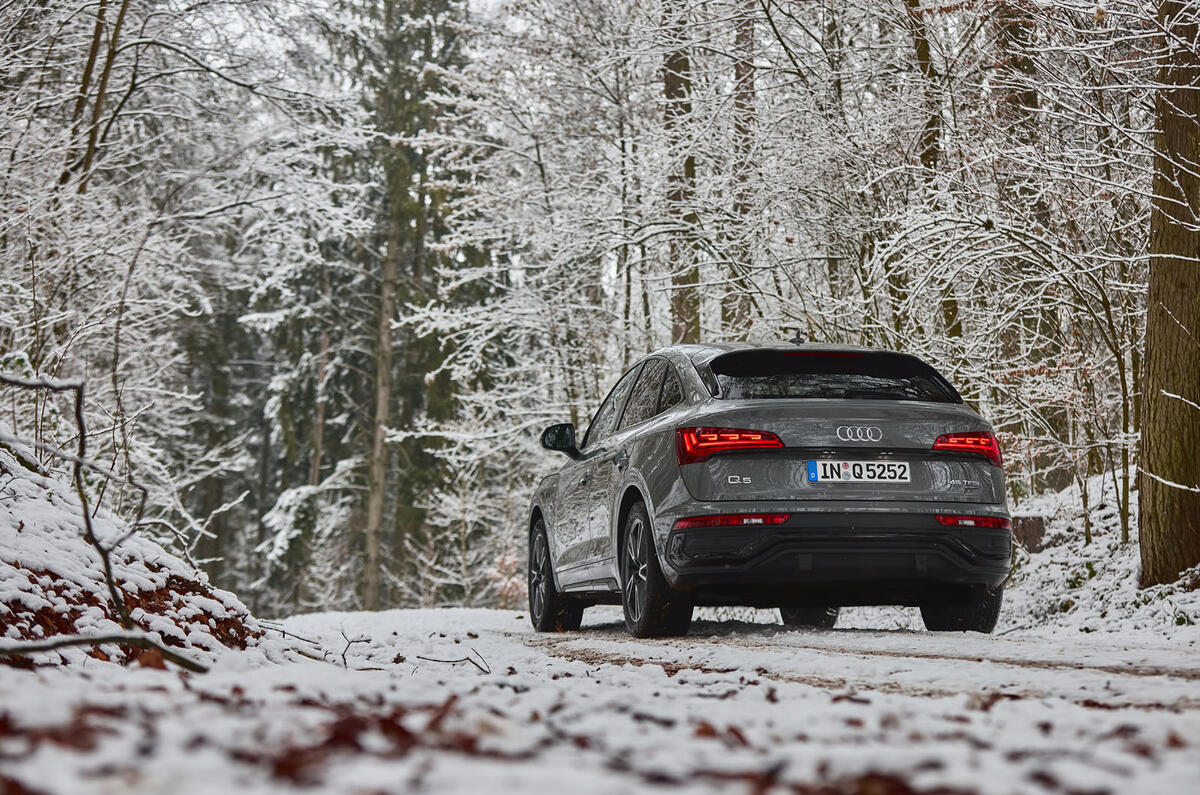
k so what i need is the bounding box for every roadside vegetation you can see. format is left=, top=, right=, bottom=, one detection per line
left=1, top=5, right=1199, bottom=790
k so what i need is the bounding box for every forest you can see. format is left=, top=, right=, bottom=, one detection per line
left=3, top=0, right=1200, bottom=616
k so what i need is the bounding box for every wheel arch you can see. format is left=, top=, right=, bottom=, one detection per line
left=614, top=484, right=648, bottom=561
left=529, top=504, right=545, bottom=533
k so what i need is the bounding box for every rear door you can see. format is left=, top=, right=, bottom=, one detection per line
left=678, top=350, right=1004, bottom=505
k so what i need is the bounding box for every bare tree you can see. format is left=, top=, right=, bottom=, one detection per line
left=722, top=0, right=758, bottom=338
left=663, top=0, right=700, bottom=344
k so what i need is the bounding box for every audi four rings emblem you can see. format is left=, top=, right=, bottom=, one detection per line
left=837, top=425, right=883, bottom=442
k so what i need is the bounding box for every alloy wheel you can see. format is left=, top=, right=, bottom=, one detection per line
left=529, top=531, right=549, bottom=624
left=623, top=516, right=648, bottom=623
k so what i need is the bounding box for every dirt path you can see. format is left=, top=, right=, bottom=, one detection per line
left=699, top=629, right=1200, bottom=681
left=527, top=622, right=1200, bottom=711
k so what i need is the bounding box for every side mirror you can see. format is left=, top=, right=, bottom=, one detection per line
left=541, top=422, right=582, bottom=460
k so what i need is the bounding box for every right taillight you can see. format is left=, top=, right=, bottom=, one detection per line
left=676, top=427, right=783, bottom=465
left=932, top=431, right=1002, bottom=468
left=935, top=514, right=1012, bottom=530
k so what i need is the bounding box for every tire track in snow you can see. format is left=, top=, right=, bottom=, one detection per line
left=703, top=631, right=1200, bottom=682
left=537, top=620, right=1200, bottom=681
left=526, top=632, right=1200, bottom=711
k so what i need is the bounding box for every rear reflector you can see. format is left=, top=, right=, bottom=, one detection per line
left=934, top=514, right=1011, bottom=530
left=676, top=427, right=783, bottom=465
left=932, top=431, right=1003, bottom=467
left=673, top=513, right=790, bottom=531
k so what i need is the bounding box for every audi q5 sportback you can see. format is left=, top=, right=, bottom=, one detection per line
left=527, top=342, right=1011, bottom=638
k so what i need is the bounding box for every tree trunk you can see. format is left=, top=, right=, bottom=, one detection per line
left=722, top=0, right=755, bottom=339
left=364, top=214, right=399, bottom=609
left=994, top=1, right=1073, bottom=492
left=663, top=0, right=699, bottom=344
left=905, top=0, right=940, bottom=177
left=903, top=0, right=960, bottom=340
left=1139, top=0, right=1200, bottom=587
left=309, top=329, right=329, bottom=487
left=58, top=0, right=107, bottom=187
left=994, top=0, right=1050, bottom=229
left=77, top=0, right=131, bottom=194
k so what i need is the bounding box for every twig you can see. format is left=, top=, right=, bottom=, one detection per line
left=292, top=647, right=330, bottom=663
left=995, top=623, right=1037, bottom=636
left=340, top=630, right=369, bottom=668
left=0, top=633, right=208, bottom=673
left=258, top=620, right=321, bottom=646
left=0, top=373, right=205, bottom=675
left=415, top=648, right=491, bottom=675
left=0, top=374, right=138, bottom=629
left=256, top=622, right=334, bottom=663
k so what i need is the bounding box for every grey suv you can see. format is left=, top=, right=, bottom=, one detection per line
left=527, top=343, right=1011, bottom=637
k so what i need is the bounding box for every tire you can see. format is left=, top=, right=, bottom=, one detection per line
left=920, top=585, right=1003, bottom=632
left=620, top=500, right=693, bottom=638
left=528, top=518, right=584, bottom=632
left=779, top=606, right=839, bottom=629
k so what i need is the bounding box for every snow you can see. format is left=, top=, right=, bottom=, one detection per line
left=0, top=438, right=262, bottom=667
left=1002, top=472, right=1200, bottom=641
left=1, top=604, right=1197, bottom=794
left=2, top=446, right=1198, bottom=793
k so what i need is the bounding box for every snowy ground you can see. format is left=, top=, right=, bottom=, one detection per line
left=4, top=453, right=1198, bottom=794
left=2, top=606, right=1198, bottom=794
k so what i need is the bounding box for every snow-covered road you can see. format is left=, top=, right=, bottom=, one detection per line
left=533, top=615, right=1200, bottom=710
left=2, top=608, right=1198, bottom=794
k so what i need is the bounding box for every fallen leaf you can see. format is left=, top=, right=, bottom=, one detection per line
left=425, top=694, right=458, bottom=732
left=725, top=725, right=750, bottom=747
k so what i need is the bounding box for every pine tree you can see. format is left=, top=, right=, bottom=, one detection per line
left=327, top=0, right=471, bottom=608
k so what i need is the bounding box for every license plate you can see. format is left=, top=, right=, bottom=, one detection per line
left=807, top=460, right=910, bottom=483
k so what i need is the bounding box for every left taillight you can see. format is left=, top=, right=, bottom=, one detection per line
left=676, top=426, right=783, bottom=465
left=932, top=431, right=1003, bottom=468
left=673, top=513, right=790, bottom=530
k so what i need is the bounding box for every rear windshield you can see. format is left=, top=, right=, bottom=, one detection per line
left=706, top=350, right=961, bottom=403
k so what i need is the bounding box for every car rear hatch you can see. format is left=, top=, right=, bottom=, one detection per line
left=678, top=349, right=1004, bottom=504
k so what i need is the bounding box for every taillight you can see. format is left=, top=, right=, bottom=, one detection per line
left=676, top=427, right=784, bottom=465
left=932, top=431, right=1002, bottom=467
left=673, top=513, right=790, bottom=530
left=934, top=514, right=1011, bottom=530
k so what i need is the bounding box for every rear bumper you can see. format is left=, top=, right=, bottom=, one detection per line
left=660, top=510, right=1011, bottom=607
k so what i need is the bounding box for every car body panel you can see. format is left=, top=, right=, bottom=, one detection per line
left=551, top=454, right=593, bottom=571
left=677, top=398, right=1003, bottom=504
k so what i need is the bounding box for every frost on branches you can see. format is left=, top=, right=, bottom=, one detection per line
left=2, top=0, right=1188, bottom=612
left=401, top=0, right=1157, bottom=606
